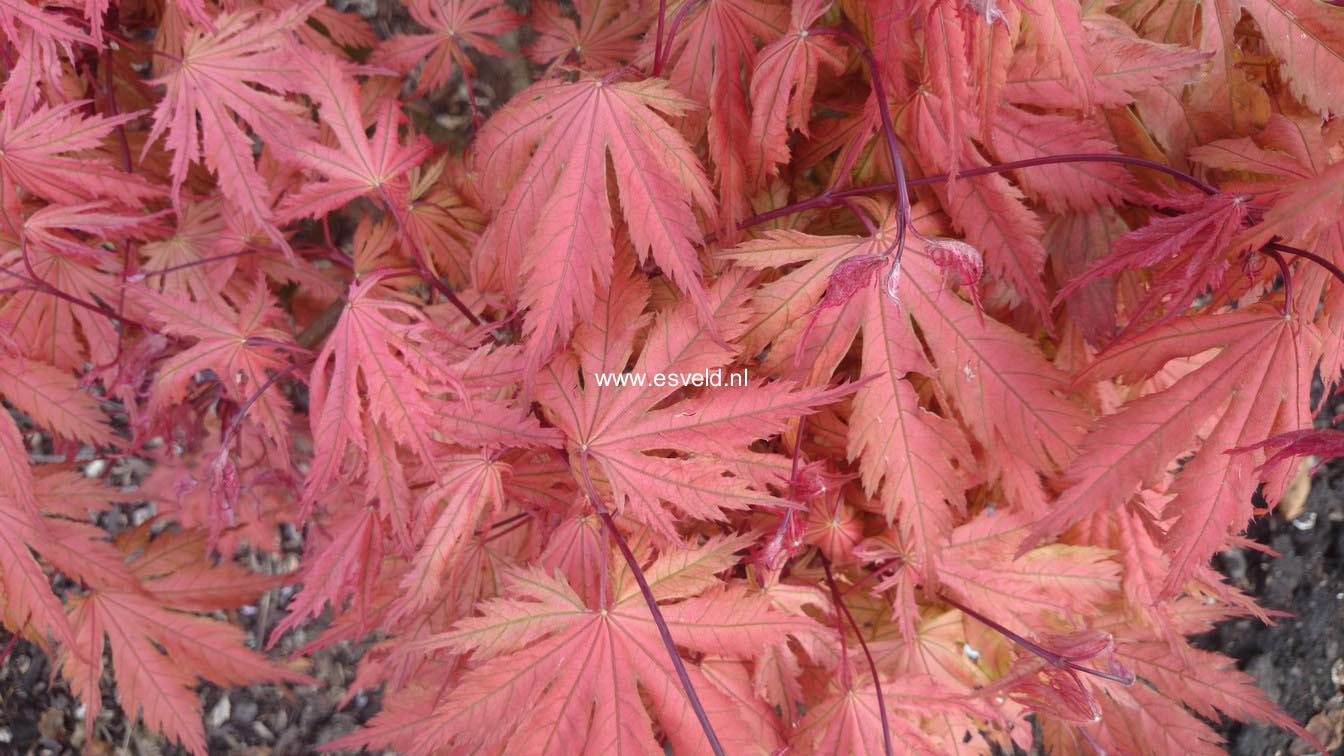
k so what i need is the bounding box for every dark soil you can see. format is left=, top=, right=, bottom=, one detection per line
left=1199, top=460, right=1344, bottom=756
left=0, top=541, right=384, bottom=756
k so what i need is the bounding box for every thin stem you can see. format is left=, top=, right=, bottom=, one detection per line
left=575, top=452, right=725, bottom=756
left=896, top=153, right=1219, bottom=196
left=937, top=592, right=1133, bottom=685
left=809, top=28, right=910, bottom=265
left=652, top=0, right=667, bottom=77
left=655, top=1, right=703, bottom=75
left=481, top=516, right=530, bottom=544
left=458, top=54, right=482, bottom=131
left=220, top=361, right=308, bottom=454
left=1267, top=241, right=1344, bottom=288
left=381, top=193, right=483, bottom=326
left=838, top=197, right=878, bottom=235
left=103, top=30, right=133, bottom=174
left=0, top=263, right=154, bottom=334
left=102, top=30, right=182, bottom=64
left=738, top=153, right=1222, bottom=231
left=475, top=512, right=530, bottom=537
left=0, top=614, right=30, bottom=668
left=134, top=249, right=257, bottom=280
left=1262, top=247, right=1293, bottom=316
left=822, top=558, right=894, bottom=756
left=244, top=337, right=315, bottom=358
left=841, top=556, right=900, bottom=597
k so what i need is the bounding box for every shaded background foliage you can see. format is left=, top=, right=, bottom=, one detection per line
left=1, top=0, right=1344, bottom=753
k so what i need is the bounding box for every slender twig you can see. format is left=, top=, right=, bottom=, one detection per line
left=481, top=516, right=530, bottom=544
left=133, top=249, right=258, bottom=280
left=937, top=592, right=1133, bottom=685
left=474, top=512, right=530, bottom=537
left=738, top=153, right=1222, bottom=231
left=654, top=0, right=704, bottom=76
left=1262, top=247, right=1293, bottom=316
left=841, top=556, right=901, bottom=597
left=574, top=452, right=725, bottom=756
left=0, top=262, right=154, bottom=334
left=101, top=30, right=183, bottom=64
left=103, top=29, right=133, bottom=174
left=652, top=0, right=668, bottom=77
left=380, top=193, right=483, bottom=326
left=822, top=558, right=894, bottom=756
left=1267, top=241, right=1344, bottom=288
left=809, top=28, right=911, bottom=266
left=219, top=361, right=309, bottom=454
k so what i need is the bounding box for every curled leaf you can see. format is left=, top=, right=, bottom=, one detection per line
left=815, top=253, right=887, bottom=311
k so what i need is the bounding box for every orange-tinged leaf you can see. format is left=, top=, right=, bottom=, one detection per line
left=0, top=101, right=157, bottom=208
left=341, top=554, right=813, bottom=755
left=146, top=3, right=321, bottom=238
left=277, top=51, right=433, bottom=222
left=372, top=0, right=521, bottom=96
left=1031, top=307, right=1317, bottom=592
left=1239, top=0, right=1344, bottom=117
left=472, top=76, right=718, bottom=366
left=746, top=0, right=847, bottom=188
left=529, top=0, right=645, bottom=71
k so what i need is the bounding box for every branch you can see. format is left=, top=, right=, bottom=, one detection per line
left=739, top=153, right=1221, bottom=231
left=822, top=557, right=894, bottom=756
left=575, top=452, right=726, bottom=756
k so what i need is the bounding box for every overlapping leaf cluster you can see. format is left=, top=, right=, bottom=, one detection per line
left=0, top=0, right=1341, bottom=752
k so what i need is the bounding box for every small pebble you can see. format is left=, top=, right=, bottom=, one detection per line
left=208, top=695, right=230, bottom=729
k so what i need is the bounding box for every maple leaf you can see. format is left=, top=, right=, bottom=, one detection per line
left=538, top=259, right=852, bottom=536
left=1056, top=192, right=1251, bottom=329
left=718, top=229, right=978, bottom=574
left=335, top=546, right=819, bottom=755
left=1193, top=115, right=1344, bottom=255
left=746, top=0, right=847, bottom=189
left=372, top=0, right=521, bottom=97
left=385, top=451, right=509, bottom=621
left=1232, top=428, right=1344, bottom=477
left=137, top=199, right=246, bottom=302
left=1031, top=307, right=1318, bottom=592
left=935, top=512, right=1121, bottom=637
left=0, top=1, right=94, bottom=111
left=277, top=51, right=433, bottom=222
left=794, top=674, right=985, bottom=755
left=146, top=2, right=321, bottom=237
left=986, top=106, right=1134, bottom=212
left=0, top=239, right=128, bottom=369
left=141, top=277, right=295, bottom=466
left=0, top=355, right=113, bottom=446
left=904, top=91, right=1053, bottom=318
left=403, top=158, right=485, bottom=289
left=304, top=274, right=553, bottom=514
left=61, top=562, right=315, bottom=756
left=643, top=0, right=789, bottom=235
left=0, top=101, right=157, bottom=209
left=0, top=418, right=77, bottom=653
left=1016, top=0, right=1099, bottom=112
left=1116, top=640, right=1321, bottom=742
left=471, top=75, right=718, bottom=367
left=1, top=0, right=1335, bottom=752
left=1238, top=0, right=1344, bottom=117
left=1004, top=16, right=1208, bottom=108
left=528, top=0, right=645, bottom=71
